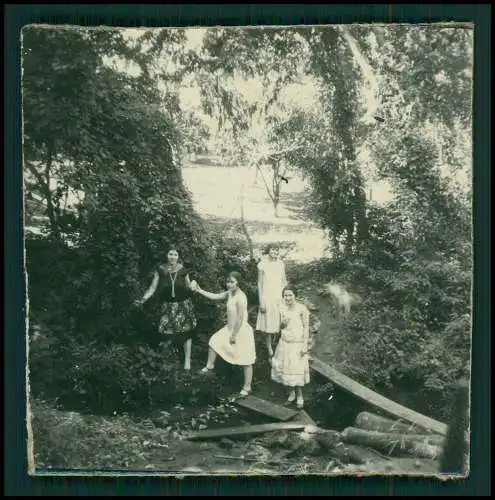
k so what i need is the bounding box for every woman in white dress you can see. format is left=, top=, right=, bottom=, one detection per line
left=271, top=285, right=311, bottom=409
left=256, top=244, right=287, bottom=358
left=193, top=271, right=256, bottom=397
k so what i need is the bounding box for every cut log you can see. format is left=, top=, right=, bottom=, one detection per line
left=184, top=422, right=308, bottom=441
left=310, top=357, right=447, bottom=436
left=235, top=394, right=298, bottom=421
left=340, top=427, right=444, bottom=460
left=344, top=444, right=393, bottom=464
left=314, top=430, right=341, bottom=451
left=355, top=411, right=432, bottom=435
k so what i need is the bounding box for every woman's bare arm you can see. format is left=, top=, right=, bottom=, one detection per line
left=139, top=271, right=159, bottom=303
left=185, top=274, right=194, bottom=290
left=257, top=266, right=265, bottom=308
left=281, top=261, right=288, bottom=288
left=231, top=297, right=245, bottom=338
left=196, top=287, right=229, bottom=301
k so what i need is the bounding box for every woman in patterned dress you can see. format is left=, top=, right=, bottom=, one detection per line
left=134, top=246, right=198, bottom=371
left=256, top=244, right=287, bottom=359
left=194, top=271, right=256, bottom=398
left=271, top=284, right=311, bottom=409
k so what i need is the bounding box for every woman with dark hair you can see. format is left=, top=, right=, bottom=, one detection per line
left=256, top=243, right=287, bottom=358
left=192, top=271, right=256, bottom=397
left=271, top=284, right=311, bottom=409
left=134, top=245, right=198, bottom=371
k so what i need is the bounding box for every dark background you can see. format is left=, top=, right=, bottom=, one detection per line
left=4, top=4, right=491, bottom=496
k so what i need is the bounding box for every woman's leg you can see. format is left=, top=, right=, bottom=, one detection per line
left=183, top=338, right=192, bottom=370
left=266, top=333, right=274, bottom=357
left=287, top=386, right=296, bottom=402
left=242, top=365, right=253, bottom=392
left=296, top=386, right=304, bottom=407
left=206, top=347, right=217, bottom=370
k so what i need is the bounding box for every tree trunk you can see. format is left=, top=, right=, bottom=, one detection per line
left=439, top=379, right=470, bottom=475
left=239, top=187, right=254, bottom=260
left=340, top=427, right=444, bottom=460
left=355, top=411, right=432, bottom=436
left=272, top=162, right=281, bottom=217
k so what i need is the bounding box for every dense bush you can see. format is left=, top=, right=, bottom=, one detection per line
left=22, top=27, right=238, bottom=415
left=27, top=229, right=264, bottom=414
left=330, top=137, right=472, bottom=421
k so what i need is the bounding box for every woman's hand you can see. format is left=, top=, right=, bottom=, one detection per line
left=133, top=298, right=144, bottom=308
left=259, top=303, right=266, bottom=313
left=229, top=334, right=237, bottom=345
left=190, top=280, right=199, bottom=292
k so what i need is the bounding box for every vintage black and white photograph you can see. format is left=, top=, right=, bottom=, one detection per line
left=23, top=23, right=472, bottom=476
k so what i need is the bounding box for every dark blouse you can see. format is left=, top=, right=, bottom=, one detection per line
left=155, top=265, right=192, bottom=303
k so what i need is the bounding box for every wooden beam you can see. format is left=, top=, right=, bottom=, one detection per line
left=235, top=394, right=299, bottom=422
left=184, top=422, right=308, bottom=441
left=292, top=410, right=317, bottom=427
left=310, top=357, right=448, bottom=436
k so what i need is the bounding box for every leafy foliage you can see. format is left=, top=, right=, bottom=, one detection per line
left=330, top=140, right=471, bottom=420
left=23, top=27, right=224, bottom=414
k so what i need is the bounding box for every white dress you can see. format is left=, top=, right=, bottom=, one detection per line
left=209, top=290, right=256, bottom=366
left=256, top=257, right=287, bottom=334
left=271, top=303, right=310, bottom=387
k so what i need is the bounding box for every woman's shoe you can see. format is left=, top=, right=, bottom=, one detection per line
left=199, top=366, right=213, bottom=375
left=239, top=388, right=251, bottom=398
left=287, top=390, right=296, bottom=403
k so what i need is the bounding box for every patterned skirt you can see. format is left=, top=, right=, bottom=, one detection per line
left=158, top=298, right=197, bottom=337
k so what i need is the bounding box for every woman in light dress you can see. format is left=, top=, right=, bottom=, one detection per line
left=256, top=244, right=287, bottom=358
left=193, top=271, right=256, bottom=398
left=134, top=245, right=198, bottom=371
left=271, top=284, right=311, bottom=409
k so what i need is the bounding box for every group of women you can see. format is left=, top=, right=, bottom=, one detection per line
left=134, top=244, right=312, bottom=409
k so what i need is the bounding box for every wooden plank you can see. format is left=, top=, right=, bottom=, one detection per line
left=235, top=394, right=298, bottom=422
left=292, top=410, right=317, bottom=427
left=310, top=357, right=447, bottom=436
left=184, top=422, right=308, bottom=441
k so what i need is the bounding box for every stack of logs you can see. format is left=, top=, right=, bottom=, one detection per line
left=295, top=411, right=445, bottom=467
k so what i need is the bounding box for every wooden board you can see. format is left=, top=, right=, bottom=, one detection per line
left=235, top=394, right=298, bottom=422
left=310, top=357, right=447, bottom=436
left=292, top=410, right=317, bottom=426
left=184, top=422, right=308, bottom=441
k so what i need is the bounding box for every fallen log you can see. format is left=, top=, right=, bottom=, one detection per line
left=184, top=422, right=308, bottom=441
left=340, top=427, right=444, bottom=460
left=344, top=444, right=393, bottom=464
left=313, top=430, right=341, bottom=451
left=355, top=411, right=432, bottom=435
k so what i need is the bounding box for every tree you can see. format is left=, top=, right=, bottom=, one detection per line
left=22, top=25, right=215, bottom=336
left=192, top=27, right=310, bottom=216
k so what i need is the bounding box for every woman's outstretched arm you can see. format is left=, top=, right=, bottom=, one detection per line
left=281, top=261, right=288, bottom=288
left=136, top=271, right=159, bottom=304
left=230, top=296, right=246, bottom=341
left=195, top=286, right=228, bottom=301
left=257, top=265, right=265, bottom=310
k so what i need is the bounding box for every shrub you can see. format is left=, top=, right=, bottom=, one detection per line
left=331, top=200, right=471, bottom=421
